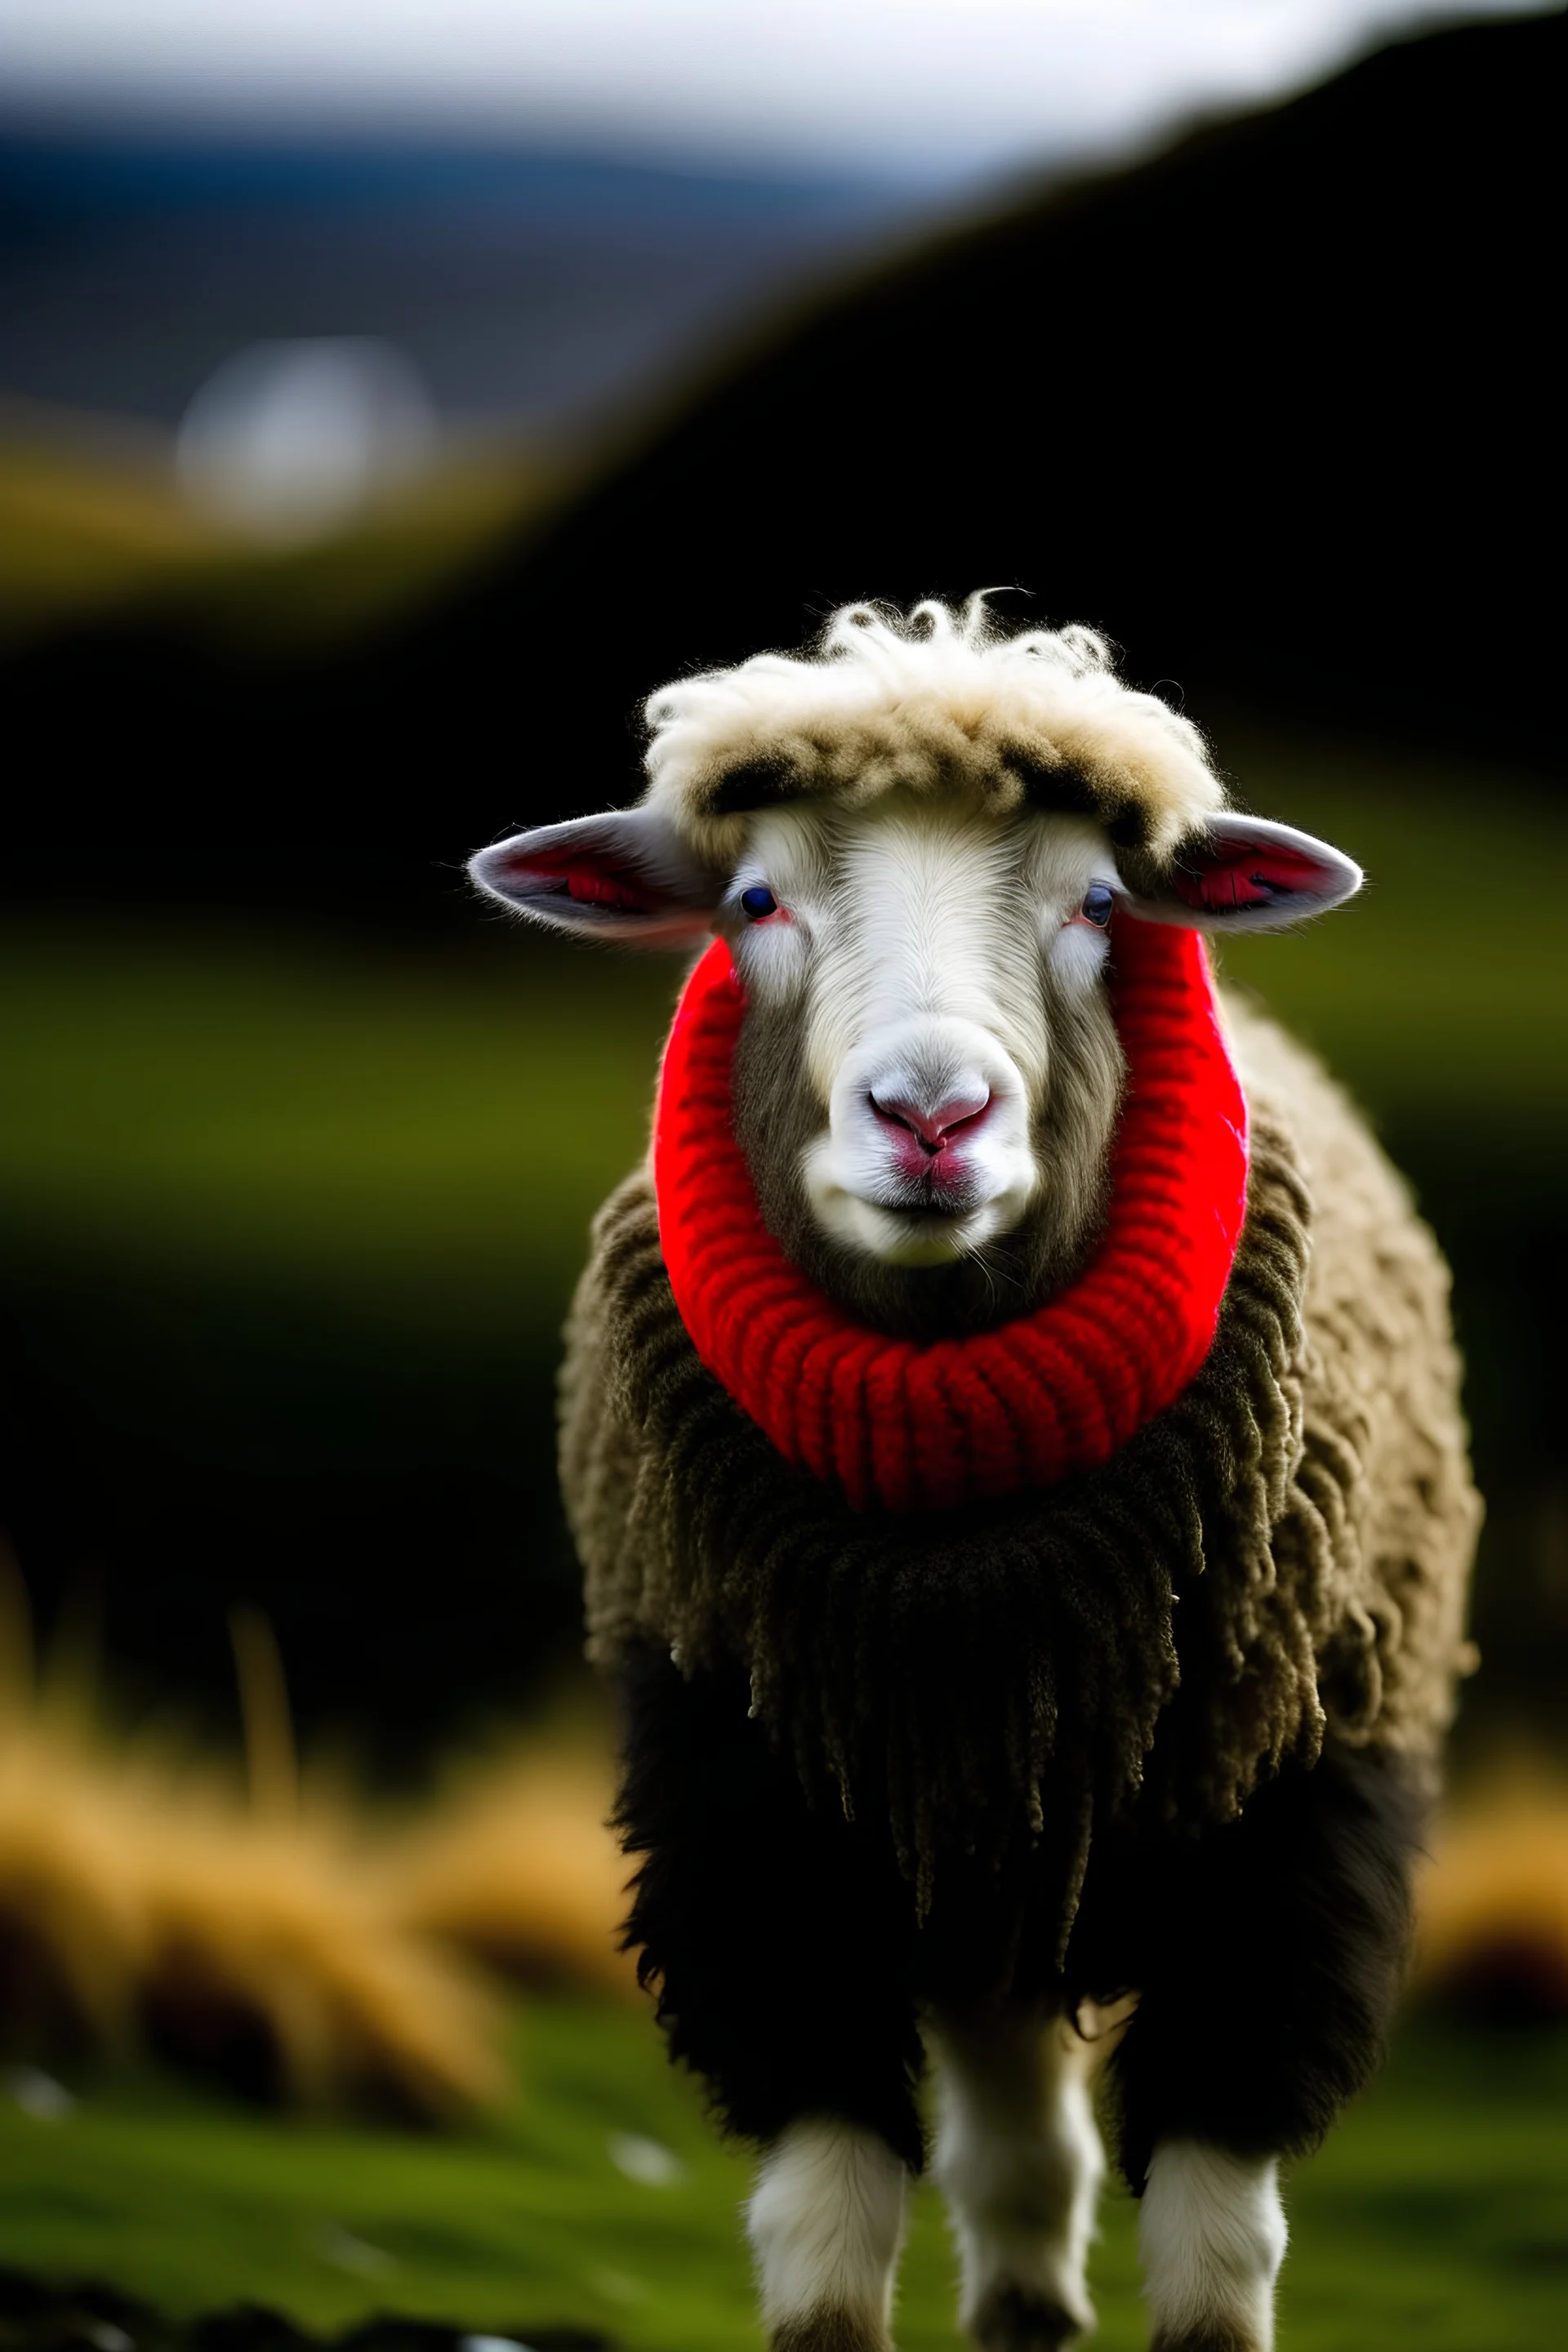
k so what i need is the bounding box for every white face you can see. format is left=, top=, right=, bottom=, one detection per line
left=470, top=782, right=1358, bottom=1303
left=715, top=799, right=1121, bottom=1267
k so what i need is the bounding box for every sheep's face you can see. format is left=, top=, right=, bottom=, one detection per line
left=470, top=782, right=1360, bottom=1336
left=715, top=795, right=1125, bottom=1330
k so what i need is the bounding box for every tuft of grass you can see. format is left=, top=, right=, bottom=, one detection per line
left=0, top=1579, right=648, bottom=2118
left=388, top=1735, right=637, bottom=2003
left=1415, top=1762, right=1568, bottom=2020
left=0, top=1572, right=505, bottom=2118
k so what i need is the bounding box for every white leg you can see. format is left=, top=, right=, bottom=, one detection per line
left=931, top=2007, right=1106, bottom=2347
left=1139, top=2141, right=1287, bottom=2352
left=747, top=2117, right=908, bottom=2352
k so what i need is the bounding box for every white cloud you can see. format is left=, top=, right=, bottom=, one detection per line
left=0, top=1, right=1541, bottom=176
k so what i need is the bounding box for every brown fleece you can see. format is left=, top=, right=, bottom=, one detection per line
left=560, top=992, right=1477, bottom=1936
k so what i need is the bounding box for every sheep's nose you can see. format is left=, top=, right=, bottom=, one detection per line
left=869, top=1087, right=991, bottom=1155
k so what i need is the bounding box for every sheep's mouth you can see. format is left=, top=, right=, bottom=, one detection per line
left=882, top=1169, right=979, bottom=1217
left=848, top=1196, right=985, bottom=1267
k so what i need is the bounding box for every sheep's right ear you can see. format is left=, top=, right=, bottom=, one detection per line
left=468, top=808, right=722, bottom=946
left=1122, top=813, right=1363, bottom=933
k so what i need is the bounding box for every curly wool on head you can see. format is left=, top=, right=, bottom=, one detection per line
left=640, top=597, right=1227, bottom=867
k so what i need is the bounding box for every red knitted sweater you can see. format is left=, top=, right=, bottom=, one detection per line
left=653, top=919, right=1249, bottom=1513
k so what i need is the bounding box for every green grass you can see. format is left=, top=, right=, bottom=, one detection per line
left=1, top=737, right=1563, bottom=1325
left=1209, top=724, right=1568, bottom=1136
left=2, top=2002, right=1565, bottom=2350
left=0, top=926, right=675, bottom=1339
left=3, top=742, right=1563, bottom=2337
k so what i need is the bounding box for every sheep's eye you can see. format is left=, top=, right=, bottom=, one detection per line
left=1081, top=885, right=1115, bottom=928
left=740, top=885, right=778, bottom=920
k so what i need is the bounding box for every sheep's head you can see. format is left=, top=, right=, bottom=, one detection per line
left=470, top=601, right=1360, bottom=1336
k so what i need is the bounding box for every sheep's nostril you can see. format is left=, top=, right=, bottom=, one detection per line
left=870, top=1089, right=991, bottom=1153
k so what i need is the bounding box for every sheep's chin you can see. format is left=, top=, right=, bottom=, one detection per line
left=807, top=1191, right=1022, bottom=1267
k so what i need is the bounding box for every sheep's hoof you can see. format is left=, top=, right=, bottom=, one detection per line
left=972, top=2282, right=1084, bottom=2350
left=773, top=2308, right=891, bottom=2352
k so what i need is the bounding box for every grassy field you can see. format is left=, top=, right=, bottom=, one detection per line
left=0, top=923, right=673, bottom=1343
left=1202, top=726, right=1568, bottom=1138
left=2, top=725, right=1564, bottom=1748
left=2, top=734, right=1563, bottom=2346
left=1, top=735, right=1563, bottom=1321
left=2, top=1999, right=1565, bottom=2352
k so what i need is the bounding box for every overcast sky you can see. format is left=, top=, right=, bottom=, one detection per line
left=1, top=2, right=1540, bottom=178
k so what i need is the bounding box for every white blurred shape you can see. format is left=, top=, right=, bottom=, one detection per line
left=607, top=2128, right=689, bottom=2186
left=4, top=2062, right=77, bottom=2120
left=175, top=338, right=439, bottom=543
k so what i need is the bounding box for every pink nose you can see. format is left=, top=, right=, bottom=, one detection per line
left=870, top=1088, right=991, bottom=1154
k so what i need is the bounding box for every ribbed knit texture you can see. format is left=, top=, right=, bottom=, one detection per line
left=653, top=919, right=1249, bottom=1512
left=562, top=995, right=1480, bottom=1929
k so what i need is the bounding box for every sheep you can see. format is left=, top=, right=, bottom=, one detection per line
left=469, top=598, right=1479, bottom=2352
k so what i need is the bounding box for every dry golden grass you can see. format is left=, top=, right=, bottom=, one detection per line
left=386, top=1731, right=636, bottom=2001
left=1415, top=1762, right=1568, bottom=2019
left=0, top=1570, right=644, bottom=2114
left=16, top=1538, right=1567, bottom=2118
left=137, top=1791, right=508, bottom=2114
left=0, top=1577, right=506, bottom=2115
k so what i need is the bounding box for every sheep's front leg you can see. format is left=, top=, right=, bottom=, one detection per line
left=1138, top=2142, right=1286, bottom=2352
left=930, top=2005, right=1107, bottom=2349
left=748, top=2118, right=909, bottom=2352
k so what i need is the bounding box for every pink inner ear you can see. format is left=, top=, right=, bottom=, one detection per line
left=559, top=868, right=650, bottom=911
left=1172, top=840, right=1329, bottom=912
left=499, top=845, right=653, bottom=914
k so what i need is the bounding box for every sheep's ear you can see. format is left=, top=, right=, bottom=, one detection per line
left=1123, top=814, right=1362, bottom=933
left=469, top=808, right=721, bottom=945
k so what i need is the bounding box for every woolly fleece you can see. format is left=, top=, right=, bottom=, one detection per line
left=641, top=600, right=1225, bottom=867
left=560, top=996, right=1479, bottom=1924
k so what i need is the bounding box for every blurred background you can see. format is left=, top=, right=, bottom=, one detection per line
left=1, top=5, right=1564, bottom=2349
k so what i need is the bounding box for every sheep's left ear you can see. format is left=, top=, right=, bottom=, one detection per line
left=469, top=807, right=721, bottom=946
left=1123, top=814, right=1362, bottom=933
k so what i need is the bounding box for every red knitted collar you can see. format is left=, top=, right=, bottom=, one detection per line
left=653, top=919, right=1249, bottom=1513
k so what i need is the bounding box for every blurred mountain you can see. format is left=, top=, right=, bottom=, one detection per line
left=427, top=7, right=1561, bottom=780
left=4, top=11, right=1559, bottom=945
left=0, top=124, right=919, bottom=434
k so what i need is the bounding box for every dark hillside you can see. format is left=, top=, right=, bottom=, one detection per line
left=445, top=8, right=1560, bottom=783
left=3, top=11, right=1560, bottom=936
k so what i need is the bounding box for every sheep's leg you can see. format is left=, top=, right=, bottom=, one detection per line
left=929, top=2003, right=1109, bottom=2349
left=749, top=2116, right=909, bottom=2352
left=1138, top=2142, right=1285, bottom=2352
left=612, top=1639, right=925, bottom=2348
left=1110, top=1740, right=1427, bottom=2352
